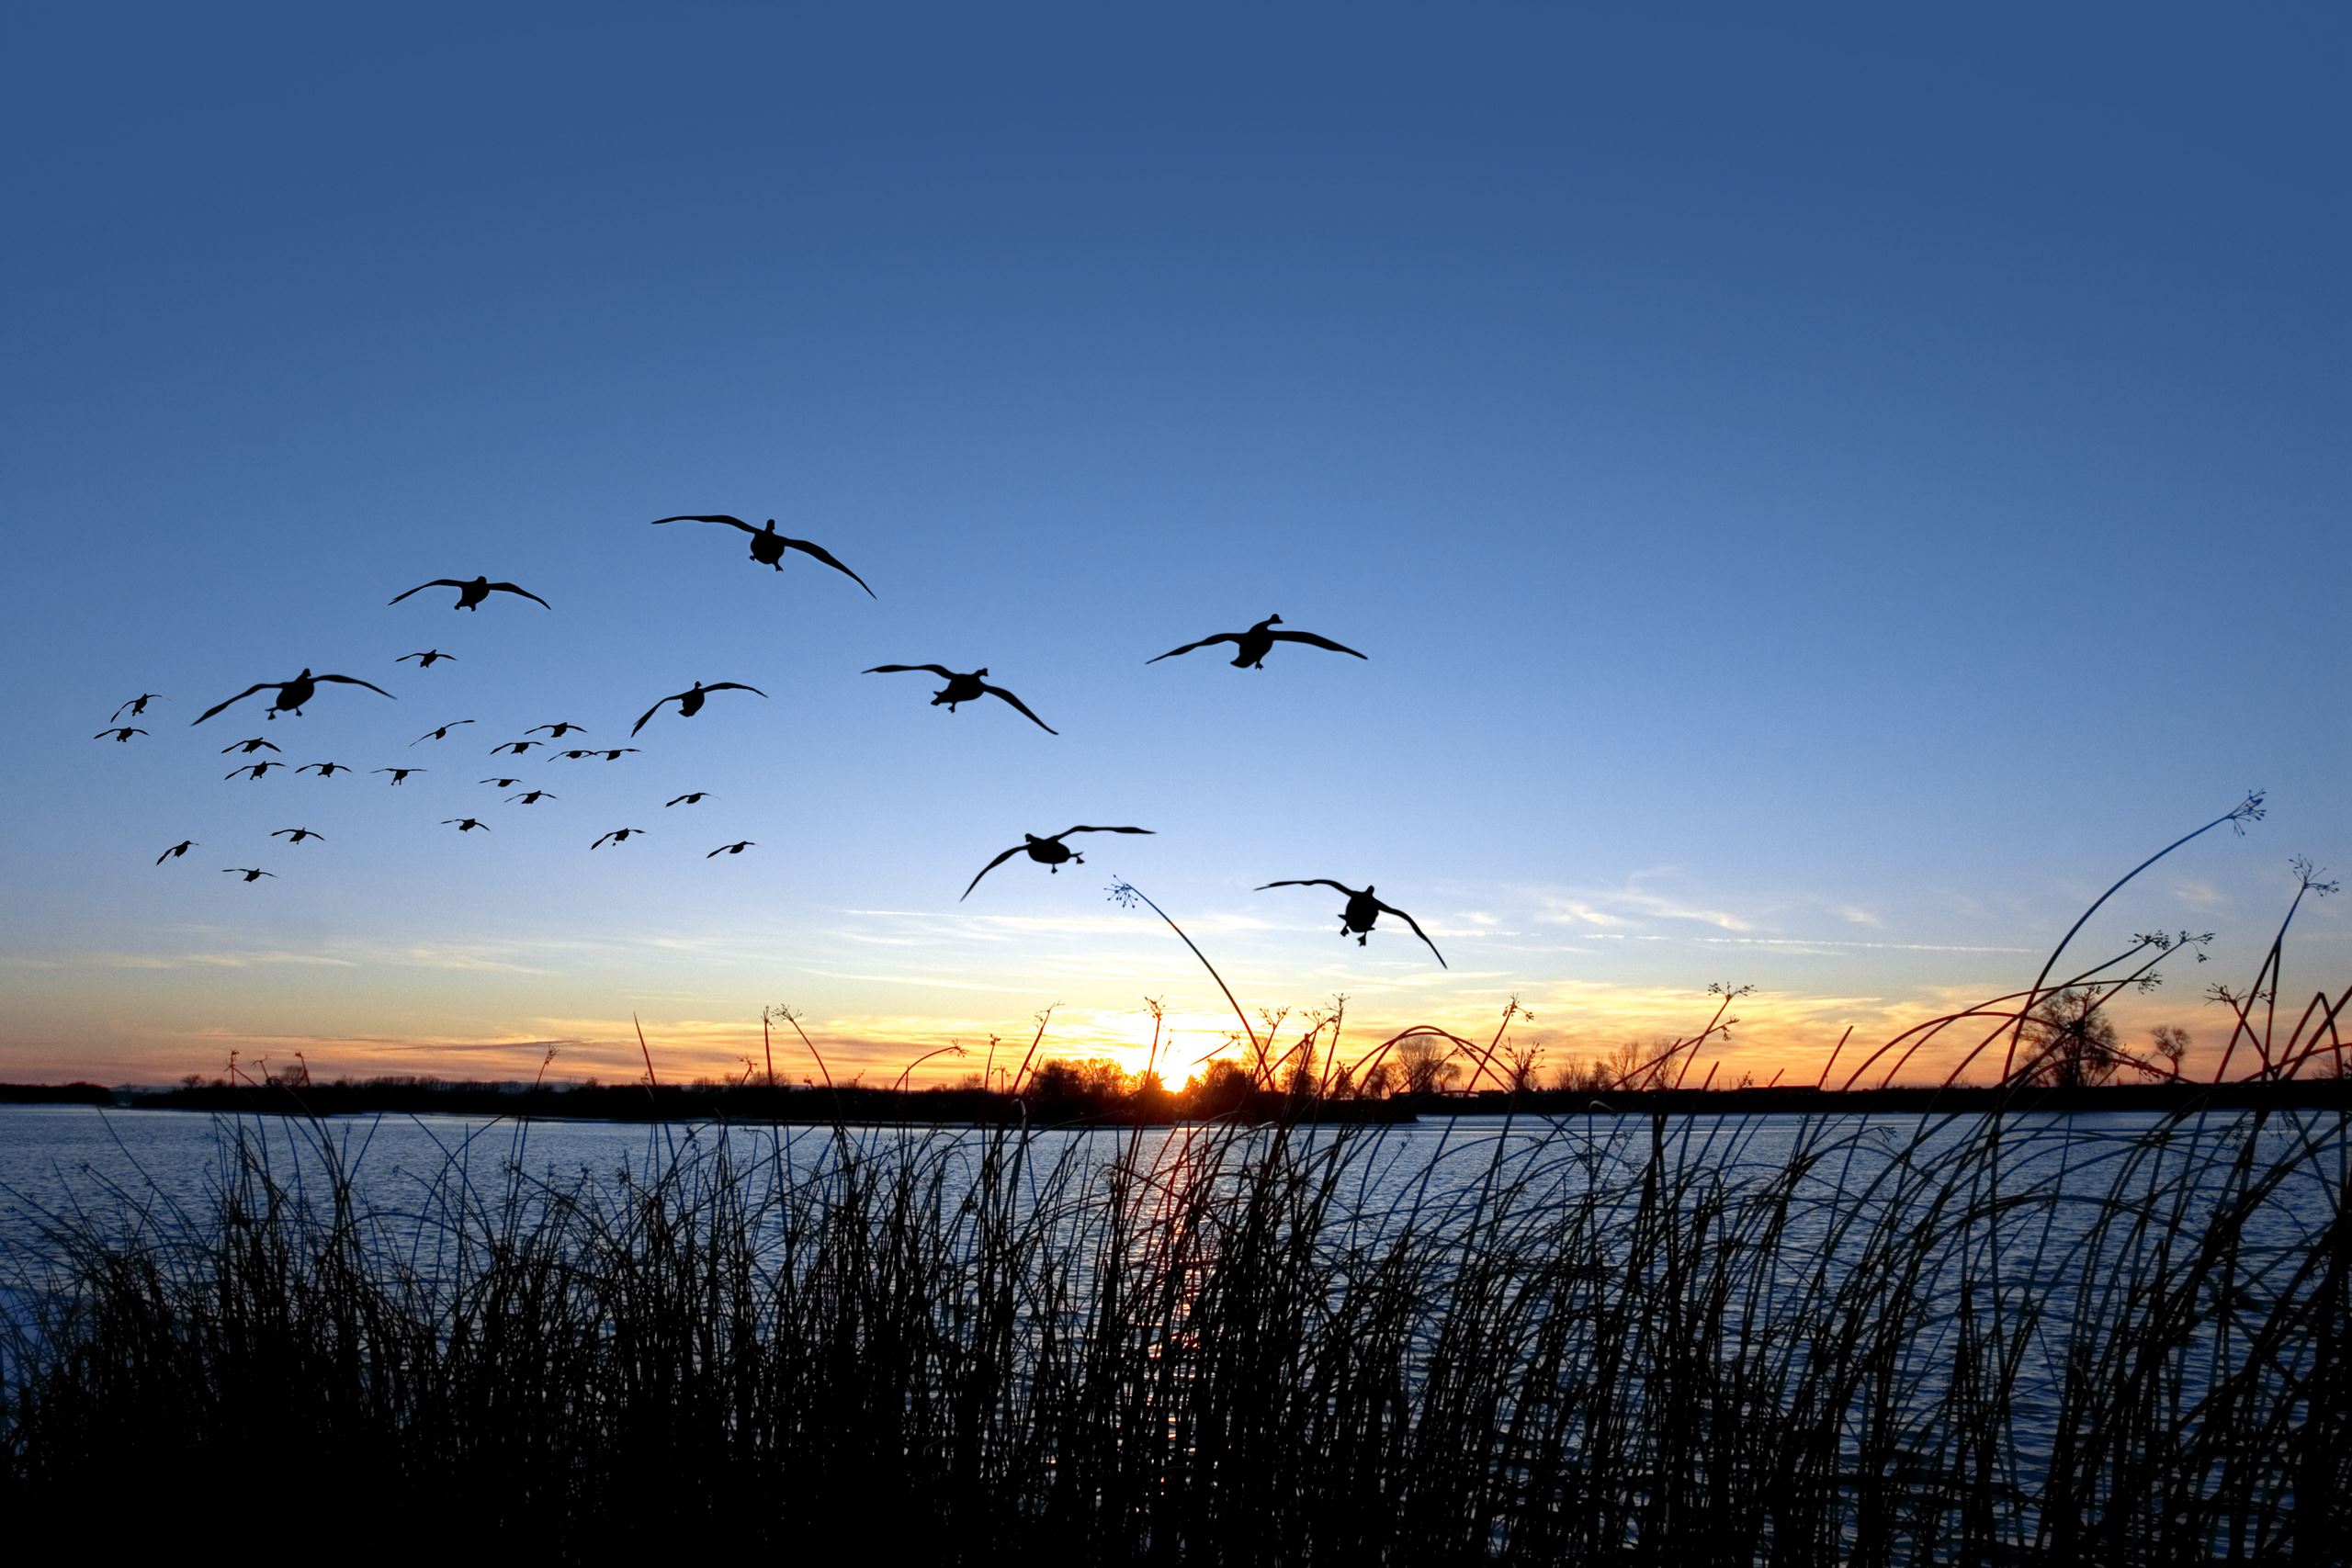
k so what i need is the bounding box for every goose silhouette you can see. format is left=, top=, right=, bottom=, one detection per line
left=271, top=827, right=326, bottom=844
left=707, top=840, right=756, bottom=858
left=111, top=694, right=164, bottom=721
left=296, top=761, right=352, bottom=778
left=591, top=828, right=646, bottom=850
left=1256, top=879, right=1446, bottom=967
left=412, top=720, right=474, bottom=745
left=490, top=739, right=543, bottom=756
left=865, top=665, right=1057, bottom=734
left=506, top=789, right=556, bottom=805
left=225, top=761, right=286, bottom=781
left=94, top=727, right=147, bottom=743
left=649, top=514, right=876, bottom=595
left=220, top=738, right=280, bottom=755
left=156, top=840, right=197, bottom=864
left=480, top=776, right=524, bottom=788
left=194, top=670, right=393, bottom=724
left=373, top=767, right=425, bottom=785
left=442, top=818, right=492, bottom=833
left=396, top=650, right=456, bottom=668
left=1148, top=615, right=1366, bottom=670
left=963, top=826, right=1154, bottom=900
left=526, top=721, right=587, bottom=739
left=665, top=792, right=713, bottom=807
left=223, top=867, right=276, bottom=882
left=556, top=747, right=639, bottom=761
left=389, top=576, right=550, bottom=611
left=632, top=681, right=767, bottom=737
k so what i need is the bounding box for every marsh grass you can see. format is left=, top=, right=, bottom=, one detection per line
left=2, top=798, right=2346, bottom=1562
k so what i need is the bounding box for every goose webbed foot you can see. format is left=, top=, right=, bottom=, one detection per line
left=1357, top=933, right=1369, bottom=946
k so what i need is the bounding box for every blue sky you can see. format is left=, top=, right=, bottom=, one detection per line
left=3, top=5, right=2344, bottom=1086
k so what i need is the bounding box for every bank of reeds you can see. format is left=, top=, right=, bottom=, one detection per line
left=0, top=795, right=2344, bottom=1562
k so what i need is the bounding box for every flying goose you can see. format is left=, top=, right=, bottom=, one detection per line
left=865, top=665, right=1057, bottom=734
left=271, top=827, right=326, bottom=844
left=556, top=747, right=639, bottom=761
left=442, top=818, right=492, bottom=833
left=591, top=828, right=646, bottom=850
left=94, top=727, right=147, bottom=743
left=707, top=840, right=756, bottom=857
left=220, top=738, right=280, bottom=755
left=225, top=761, right=287, bottom=781
left=963, top=826, right=1154, bottom=900
left=156, top=840, right=197, bottom=864
left=194, top=670, right=393, bottom=724
left=388, top=576, right=550, bottom=611
left=223, top=867, right=276, bottom=882
left=296, top=761, right=352, bottom=778
left=396, top=649, right=456, bottom=668
left=489, top=739, right=543, bottom=756
left=1256, top=879, right=1446, bottom=967
left=373, top=767, right=425, bottom=785
left=632, top=681, right=767, bottom=737
left=412, top=720, right=475, bottom=745
left=665, top=792, right=712, bottom=807
left=649, top=514, right=876, bottom=595
left=505, top=789, right=556, bottom=805
left=110, top=694, right=164, bottom=721
left=480, top=776, right=524, bottom=789
left=526, top=721, right=587, bottom=738
left=1148, top=614, right=1366, bottom=670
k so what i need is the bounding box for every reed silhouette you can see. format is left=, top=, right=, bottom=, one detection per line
left=1148, top=613, right=1366, bottom=669
left=193, top=670, right=393, bottom=724
left=865, top=665, right=1057, bottom=733
left=649, top=513, right=876, bottom=595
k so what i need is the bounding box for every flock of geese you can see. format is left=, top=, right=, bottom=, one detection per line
left=96, top=514, right=1448, bottom=966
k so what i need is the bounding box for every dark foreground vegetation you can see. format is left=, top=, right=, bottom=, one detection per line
left=1, top=795, right=2344, bottom=1561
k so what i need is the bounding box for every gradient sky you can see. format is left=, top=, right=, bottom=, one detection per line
left=4, top=5, right=2345, bottom=1089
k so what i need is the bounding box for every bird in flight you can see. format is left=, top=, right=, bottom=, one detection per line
left=558, top=747, right=639, bottom=761
left=389, top=576, right=551, bottom=611
left=1256, top=879, right=1447, bottom=967
left=963, top=826, right=1154, bottom=900
left=526, top=721, right=586, bottom=739
left=373, top=767, right=425, bottom=785
left=665, top=792, right=712, bottom=807
left=412, top=720, right=475, bottom=745
left=220, top=738, right=280, bottom=755
left=442, top=818, right=492, bottom=833
left=296, top=761, right=353, bottom=778
left=1148, top=614, right=1367, bottom=670
left=397, top=649, right=456, bottom=668
left=111, top=694, right=164, bottom=721
left=506, top=789, right=556, bottom=805
left=223, top=867, right=277, bottom=882
left=649, top=514, right=876, bottom=596
left=156, top=840, right=197, bottom=864
left=94, top=727, right=147, bottom=743
left=225, top=761, right=287, bottom=781
left=707, top=840, right=755, bottom=858
left=271, top=827, right=326, bottom=844
left=631, top=681, right=767, bottom=737
left=864, top=666, right=1057, bottom=734
left=591, top=828, right=646, bottom=850
left=481, top=777, right=525, bottom=789
left=490, top=739, right=543, bottom=756
left=195, top=670, right=393, bottom=724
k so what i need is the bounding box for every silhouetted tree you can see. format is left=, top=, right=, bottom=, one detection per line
left=1396, top=1035, right=1460, bottom=1094
left=2020, top=988, right=2161, bottom=1089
